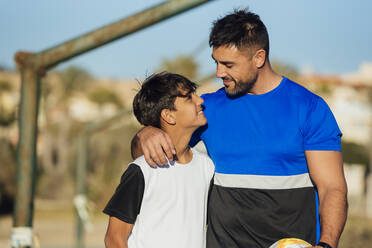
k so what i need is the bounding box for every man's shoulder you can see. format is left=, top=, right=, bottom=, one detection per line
left=283, top=77, right=321, bottom=108
left=284, top=77, right=319, bottom=99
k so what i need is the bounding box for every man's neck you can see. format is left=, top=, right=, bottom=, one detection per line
left=250, top=65, right=283, bottom=95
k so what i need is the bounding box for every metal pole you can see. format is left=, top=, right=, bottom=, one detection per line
left=28, top=0, right=213, bottom=70
left=74, top=110, right=131, bottom=248
left=85, top=110, right=131, bottom=134
left=366, top=106, right=372, bottom=218
left=75, top=133, right=88, bottom=248
left=11, top=59, right=41, bottom=248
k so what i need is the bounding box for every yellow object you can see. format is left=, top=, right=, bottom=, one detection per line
left=269, top=238, right=312, bottom=248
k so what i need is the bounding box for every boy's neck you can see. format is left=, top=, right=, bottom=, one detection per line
left=163, top=127, right=194, bottom=164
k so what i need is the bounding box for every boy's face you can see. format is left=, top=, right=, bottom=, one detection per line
left=172, top=89, right=206, bottom=130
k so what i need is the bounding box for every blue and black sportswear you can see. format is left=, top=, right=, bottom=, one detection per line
left=191, top=77, right=342, bottom=248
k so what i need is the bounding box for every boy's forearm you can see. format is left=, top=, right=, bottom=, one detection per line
left=104, top=234, right=128, bottom=248
left=105, top=217, right=133, bottom=248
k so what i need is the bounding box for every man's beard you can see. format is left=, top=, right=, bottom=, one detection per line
left=224, top=76, right=257, bottom=99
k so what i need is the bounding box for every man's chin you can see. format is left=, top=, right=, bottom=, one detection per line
left=224, top=85, right=234, bottom=94
left=225, top=88, right=245, bottom=99
left=225, top=82, right=255, bottom=98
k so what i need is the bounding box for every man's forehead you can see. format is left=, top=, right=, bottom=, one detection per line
left=213, top=45, right=242, bottom=58
left=212, top=45, right=253, bottom=62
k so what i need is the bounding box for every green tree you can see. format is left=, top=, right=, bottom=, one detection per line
left=88, top=87, right=123, bottom=108
left=0, top=80, right=12, bottom=92
left=342, top=141, right=369, bottom=169
left=38, top=66, right=92, bottom=199
left=58, top=66, right=92, bottom=96
left=314, top=83, right=332, bottom=96
left=271, top=60, right=299, bottom=81
left=0, top=138, right=16, bottom=214
left=159, top=55, right=199, bottom=81
left=0, top=80, right=16, bottom=127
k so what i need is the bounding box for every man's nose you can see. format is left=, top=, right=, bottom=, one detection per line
left=216, top=64, right=226, bottom=78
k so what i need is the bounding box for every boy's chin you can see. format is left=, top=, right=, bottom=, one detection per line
left=195, top=118, right=207, bottom=128
left=183, top=118, right=207, bottom=131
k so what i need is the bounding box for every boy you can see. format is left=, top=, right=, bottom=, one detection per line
left=103, top=72, right=214, bottom=248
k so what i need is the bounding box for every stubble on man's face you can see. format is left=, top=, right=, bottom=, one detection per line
left=212, top=45, right=258, bottom=98
left=224, top=73, right=257, bottom=98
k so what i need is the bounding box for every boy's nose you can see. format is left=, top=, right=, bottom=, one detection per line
left=196, top=94, right=204, bottom=105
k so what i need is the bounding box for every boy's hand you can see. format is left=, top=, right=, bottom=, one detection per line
left=137, top=126, right=176, bottom=167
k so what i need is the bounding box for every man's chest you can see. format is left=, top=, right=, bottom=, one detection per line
left=201, top=100, right=308, bottom=175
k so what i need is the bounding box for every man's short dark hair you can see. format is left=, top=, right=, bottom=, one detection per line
left=133, top=72, right=197, bottom=128
left=209, top=9, right=269, bottom=57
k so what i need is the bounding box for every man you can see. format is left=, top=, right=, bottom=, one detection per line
left=104, top=72, right=214, bottom=248
left=132, top=10, right=347, bottom=248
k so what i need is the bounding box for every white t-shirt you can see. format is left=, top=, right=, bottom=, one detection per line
left=103, top=148, right=214, bottom=248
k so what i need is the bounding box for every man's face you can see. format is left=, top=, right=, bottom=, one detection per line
left=173, top=90, right=206, bottom=129
left=212, top=45, right=258, bottom=97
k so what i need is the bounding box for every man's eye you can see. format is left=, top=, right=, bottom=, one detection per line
left=226, top=64, right=233, bottom=69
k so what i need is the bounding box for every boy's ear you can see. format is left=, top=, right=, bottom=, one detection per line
left=161, top=109, right=176, bottom=125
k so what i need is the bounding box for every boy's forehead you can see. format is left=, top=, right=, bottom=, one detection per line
left=177, top=86, right=193, bottom=96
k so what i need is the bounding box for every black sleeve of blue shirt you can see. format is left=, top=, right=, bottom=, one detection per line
left=103, top=163, right=144, bottom=224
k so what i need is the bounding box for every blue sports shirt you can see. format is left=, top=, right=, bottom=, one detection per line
left=190, top=76, right=342, bottom=248
left=191, top=76, right=341, bottom=176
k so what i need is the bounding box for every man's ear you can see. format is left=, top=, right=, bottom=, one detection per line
left=253, top=49, right=266, bottom=68
left=161, top=109, right=176, bottom=125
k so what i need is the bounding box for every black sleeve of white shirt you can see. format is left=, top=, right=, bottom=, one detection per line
left=103, top=163, right=144, bottom=224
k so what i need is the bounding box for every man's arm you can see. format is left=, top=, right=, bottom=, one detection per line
left=104, top=216, right=133, bottom=248
left=306, top=150, right=348, bottom=248
left=131, top=126, right=176, bottom=166
left=131, top=129, right=144, bottom=160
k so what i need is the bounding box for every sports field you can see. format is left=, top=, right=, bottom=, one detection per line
left=1, top=202, right=371, bottom=248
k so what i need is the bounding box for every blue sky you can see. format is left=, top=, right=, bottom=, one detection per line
left=1, top=0, right=371, bottom=79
